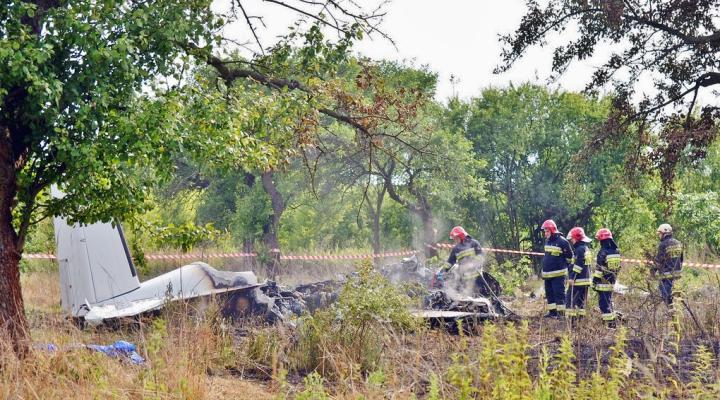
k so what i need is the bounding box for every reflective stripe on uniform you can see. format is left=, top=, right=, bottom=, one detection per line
left=602, top=312, right=616, bottom=321
left=556, top=304, right=566, bottom=311
left=606, top=254, right=622, bottom=271
left=657, top=271, right=682, bottom=279
left=594, top=283, right=614, bottom=291
left=575, top=309, right=587, bottom=316
left=573, top=278, right=592, bottom=286
left=565, top=309, right=576, bottom=316
left=460, top=271, right=482, bottom=280
left=573, top=265, right=583, bottom=274
left=547, top=303, right=557, bottom=310
left=542, top=269, right=567, bottom=279
left=456, top=248, right=476, bottom=261
left=666, top=244, right=683, bottom=257
left=545, top=245, right=562, bottom=256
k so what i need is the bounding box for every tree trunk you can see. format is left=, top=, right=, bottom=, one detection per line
left=364, top=185, right=386, bottom=256
left=371, top=211, right=381, bottom=256
left=0, top=134, right=29, bottom=356
left=378, top=160, right=439, bottom=258
left=530, top=223, right=544, bottom=274
left=261, top=171, right=285, bottom=280
left=261, top=226, right=281, bottom=280
left=419, top=208, right=438, bottom=258
left=242, top=239, right=256, bottom=271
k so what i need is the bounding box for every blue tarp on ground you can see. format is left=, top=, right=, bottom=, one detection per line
left=38, top=340, right=145, bottom=365
left=86, top=340, right=145, bottom=365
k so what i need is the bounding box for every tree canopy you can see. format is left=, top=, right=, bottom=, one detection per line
left=0, top=0, right=390, bottom=353
left=499, top=0, right=720, bottom=201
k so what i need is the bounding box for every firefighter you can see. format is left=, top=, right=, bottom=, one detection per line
left=593, top=228, right=621, bottom=328
left=653, top=223, right=683, bottom=308
left=541, top=220, right=573, bottom=318
left=446, top=226, right=483, bottom=267
left=442, top=226, right=506, bottom=312
left=565, top=227, right=592, bottom=320
left=434, top=226, right=483, bottom=285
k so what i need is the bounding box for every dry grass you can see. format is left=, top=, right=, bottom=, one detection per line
left=9, top=266, right=720, bottom=399
left=206, top=376, right=275, bottom=399
left=5, top=270, right=268, bottom=399
left=21, top=270, right=61, bottom=314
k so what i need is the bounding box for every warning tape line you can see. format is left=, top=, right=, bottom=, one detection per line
left=23, top=254, right=57, bottom=260
left=20, top=246, right=720, bottom=269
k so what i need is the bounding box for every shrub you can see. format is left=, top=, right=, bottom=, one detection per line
left=293, top=259, right=419, bottom=379
left=295, top=372, right=330, bottom=400
left=488, top=257, right=534, bottom=295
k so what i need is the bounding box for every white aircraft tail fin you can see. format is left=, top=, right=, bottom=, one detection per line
left=52, top=189, right=141, bottom=316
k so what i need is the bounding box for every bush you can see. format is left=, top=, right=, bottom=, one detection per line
left=292, top=259, right=419, bottom=379
left=487, top=256, right=534, bottom=294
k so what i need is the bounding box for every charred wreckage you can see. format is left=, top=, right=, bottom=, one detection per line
left=53, top=204, right=507, bottom=330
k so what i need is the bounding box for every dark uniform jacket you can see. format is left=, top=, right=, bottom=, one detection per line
left=568, top=241, right=592, bottom=286
left=447, top=236, right=483, bottom=267
left=593, top=239, right=621, bottom=291
left=542, top=233, right=573, bottom=279
left=654, top=235, right=683, bottom=279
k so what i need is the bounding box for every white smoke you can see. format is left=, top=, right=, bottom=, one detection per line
left=442, top=253, right=488, bottom=299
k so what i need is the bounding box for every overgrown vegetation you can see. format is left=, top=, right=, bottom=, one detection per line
left=8, top=265, right=720, bottom=398
left=6, top=0, right=720, bottom=397
left=275, top=260, right=417, bottom=379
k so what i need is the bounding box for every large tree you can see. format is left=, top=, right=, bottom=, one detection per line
left=0, top=0, right=226, bottom=355
left=499, top=0, right=720, bottom=202
left=451, top=85, right=611, bottom=264
left=328, top=62, right=485, bottom=257
left=0, top=0, right=387, bottom=354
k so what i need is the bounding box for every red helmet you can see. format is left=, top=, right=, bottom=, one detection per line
left=449, top=226, right=468, bottom=241
left=595, top=228, right=613, bottom=241
left=567, top=227, right=591, bottom=243
left=541, top=219, right=558, bottom=234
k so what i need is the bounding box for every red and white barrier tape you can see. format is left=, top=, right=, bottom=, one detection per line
left=23, top=253, right=57, bottom=260
left=21, top=246, right=720, bottom=269
left=280, top=250, right=418, bottom=261
left=145, top=252, right=257, bottom=260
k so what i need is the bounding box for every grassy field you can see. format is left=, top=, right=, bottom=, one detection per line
left=3, top=263, right=720, bottom=399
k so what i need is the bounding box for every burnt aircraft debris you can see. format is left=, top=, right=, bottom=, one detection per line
left=52, top=181, right=508, bottom=330
left=378, top=255, right=512, bottom=331
left=380, top=255, right=434, bottom=287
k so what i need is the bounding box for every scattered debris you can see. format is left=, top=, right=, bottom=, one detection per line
left=294, top=279, right=345, bottom=312
left=36, top=340, right=145, bottom=365
left=380, top=255, right=434, bottom=287
left=87, top=340, right=145, bottom=364
left=378, top=256, right=514, bottom=331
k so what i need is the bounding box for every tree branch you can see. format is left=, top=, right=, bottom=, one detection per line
left=634, top=72, right=720, bottom=119
left=262, top=0, right=354, bottom=35
left=237, top=1, right=266, bottom=56
left=625, top=15, right=720, bottom=45
left=185, top=42, right=378, bottom=138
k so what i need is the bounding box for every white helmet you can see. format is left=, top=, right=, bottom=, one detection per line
left=657, top=223, right=672, bottom=234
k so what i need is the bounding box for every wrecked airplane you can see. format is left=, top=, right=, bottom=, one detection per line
left=52, top=179, right=509, bottom=330
left=52, top=186, right=301, bottom=326
left=379, top=255, right=513, bottom=331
